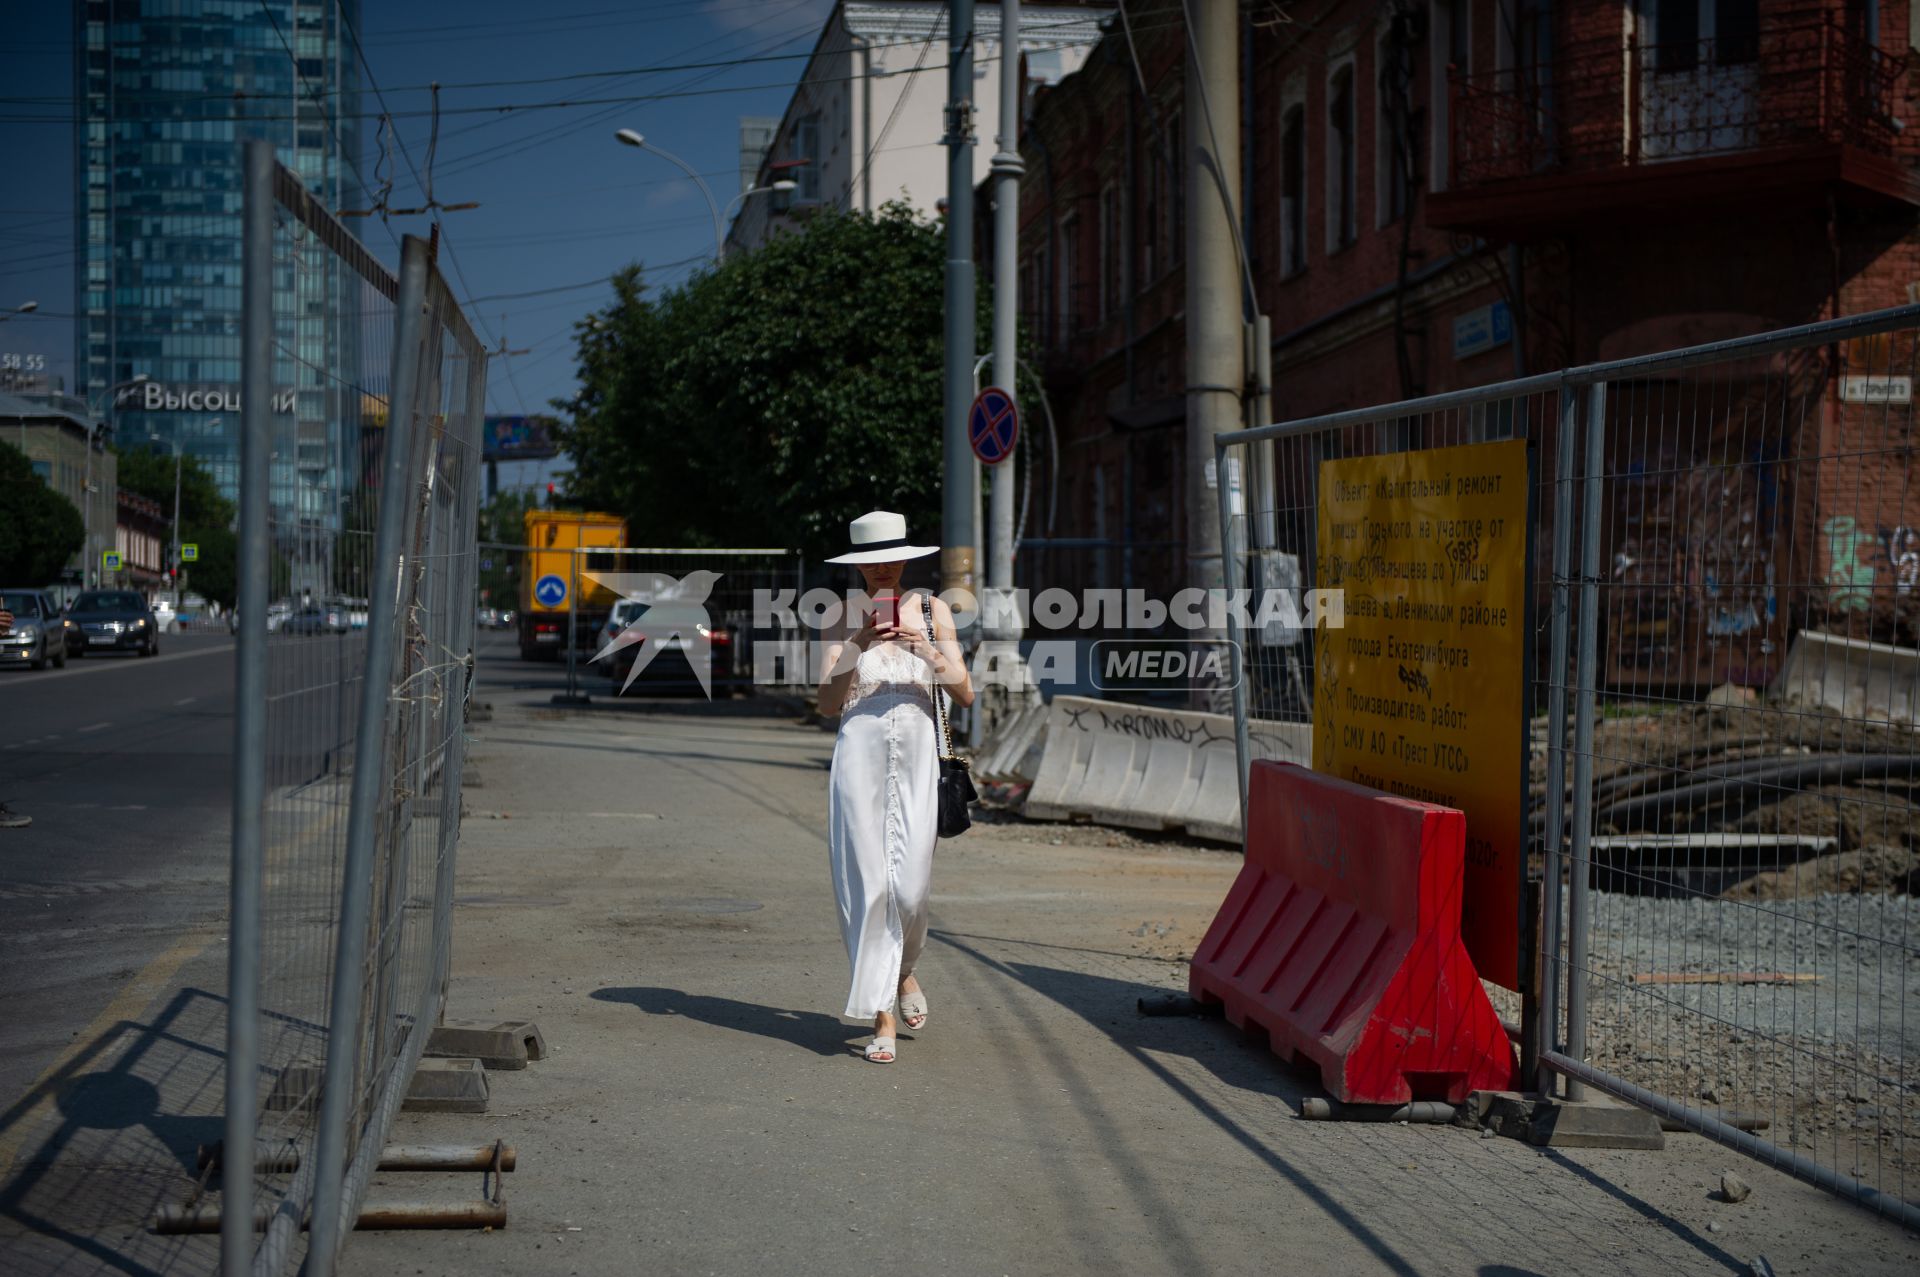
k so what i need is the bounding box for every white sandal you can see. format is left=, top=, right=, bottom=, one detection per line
left=898, top=989, right=929, bottom=1031
left=863, top=1035, right=896, bottom=1063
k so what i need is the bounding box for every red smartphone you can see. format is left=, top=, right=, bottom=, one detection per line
left=872, top=594, right=900, bottom=629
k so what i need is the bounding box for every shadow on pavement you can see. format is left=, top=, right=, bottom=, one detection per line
left=931, top=930, right=1748, bottom=1277
left=0, top=986, right=228, bottom=1276
left=588, top=987, right=863, bottom=1058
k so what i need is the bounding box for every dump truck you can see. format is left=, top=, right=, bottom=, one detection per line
left=519, top=509, right=628, bottom=661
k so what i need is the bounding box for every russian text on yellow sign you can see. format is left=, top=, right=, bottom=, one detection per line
left=1312, top=437, right=1530, bottom=989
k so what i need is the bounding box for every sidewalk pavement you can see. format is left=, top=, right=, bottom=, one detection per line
left=351, top=673, right=1920, bottom=1277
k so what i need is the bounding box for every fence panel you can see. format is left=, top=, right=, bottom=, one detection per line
left=1550, top=310, right=1920, bottom=1226
left=227, top=143, right=487, bottom=1275
left=1218, top=302, right=1920, bottom=1228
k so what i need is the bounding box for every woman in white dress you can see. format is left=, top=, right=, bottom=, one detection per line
left=816, top=512, right=975, bottom=1063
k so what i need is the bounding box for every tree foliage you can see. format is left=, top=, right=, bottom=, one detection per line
left=553, top=203, right=983, bottom=560
left=114, top=444, right=239, bottom=605
left=0, top=442, right=85, bottom=586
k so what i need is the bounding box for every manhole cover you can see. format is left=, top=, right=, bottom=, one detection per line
left=653, top=897, right=763, bottom=914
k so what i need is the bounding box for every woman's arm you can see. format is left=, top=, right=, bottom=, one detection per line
left=917, top=595, right=975, bottom=709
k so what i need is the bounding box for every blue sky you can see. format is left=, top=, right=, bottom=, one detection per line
left=0, top=0, right=839, bottom=420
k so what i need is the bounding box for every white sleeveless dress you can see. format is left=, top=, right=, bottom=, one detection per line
left=828, top=598, right=939, bottom=1020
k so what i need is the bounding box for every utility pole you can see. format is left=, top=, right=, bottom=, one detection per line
left=1184, top=0, right=1244, bottom=710
left=942, top=0, right=977, bottom=607
left=170, top=439, right=183, bottom=600
left=977, top=0, right=1033, bottom=735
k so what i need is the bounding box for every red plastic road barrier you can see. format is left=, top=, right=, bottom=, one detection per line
left=1189, top=760, right=1517, bottom=1104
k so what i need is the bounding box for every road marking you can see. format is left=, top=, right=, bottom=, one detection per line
left=77, top=722, right=110, bottom=734
left=0, top=927, right=218, bottom=1179
left=0, top=641, right=236, bottom=690
left=173, top=697, right=196, bottom=706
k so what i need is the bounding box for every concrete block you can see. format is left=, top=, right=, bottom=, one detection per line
left=1468, top=1091, right=1664, bottom=1149
left=402, top=1057, right=490, bottom=1114
left=425, top=1019, right=548, bottom=1071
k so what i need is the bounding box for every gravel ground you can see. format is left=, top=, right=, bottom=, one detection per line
left=1567, top=889, right=1919, bottom=1196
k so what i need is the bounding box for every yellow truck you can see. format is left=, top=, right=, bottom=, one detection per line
left=519, top=509, right=628, bottom=661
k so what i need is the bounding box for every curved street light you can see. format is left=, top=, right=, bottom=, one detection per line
left=613, top=129, right=796, bottom=262
left=0, top=300, right=39, bottom=324
left=615, top=129, right=723, bottom=261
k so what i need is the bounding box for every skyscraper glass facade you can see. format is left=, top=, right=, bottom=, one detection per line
left=75, top=0, right=363, bottom=523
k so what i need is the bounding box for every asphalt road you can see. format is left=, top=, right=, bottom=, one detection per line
left=0, top=632, right=240, bottom=1110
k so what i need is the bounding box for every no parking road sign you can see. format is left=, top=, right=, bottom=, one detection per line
left=534, top=574, right=568, bottom=607
left=968, top=386, right=1018, bottom=465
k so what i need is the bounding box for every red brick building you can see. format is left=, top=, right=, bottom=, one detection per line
left=998, top=0, right=1920, bottom=672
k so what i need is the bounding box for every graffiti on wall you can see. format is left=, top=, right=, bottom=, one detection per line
left=1607, top=439, right=1786, bottom=686
left=1823, top=516, right=1879, bottom=611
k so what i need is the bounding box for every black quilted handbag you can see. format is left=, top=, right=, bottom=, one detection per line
left=924, top=598, right=976, bottom=838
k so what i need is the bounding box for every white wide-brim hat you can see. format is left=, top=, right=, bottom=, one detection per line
left=824, top=510, right=941, bottom=565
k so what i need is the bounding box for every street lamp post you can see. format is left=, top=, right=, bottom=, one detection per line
left=612, top=129, right=795, bottom=262
left=615, top=129, right=722, bottom=260
left=0, top=300, right=39, bottom=324
left=83, top=373, right=150, bottom=587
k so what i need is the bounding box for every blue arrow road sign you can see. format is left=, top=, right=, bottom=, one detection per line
left=534, top=574, right=568, bottom=607
left=969, top=386, right=1018, bottom=465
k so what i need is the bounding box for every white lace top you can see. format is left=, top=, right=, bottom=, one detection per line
left=841, top=595, right=935, bottom=714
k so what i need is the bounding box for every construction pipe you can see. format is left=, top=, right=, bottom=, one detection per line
left=1592, top=753, right=1920, bottom=830
left=196, top=1142, right=518, bottom=1175
left=153, top=1200, right=507, bottom=1235
left=1299, top=1099, right=1457, bottom=1123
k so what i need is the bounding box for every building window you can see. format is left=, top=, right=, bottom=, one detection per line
left=795, top=113, right=821, bottom=201
left=1142, top=126, right=1160, bottom=283
left=1058, top=212, right=1081, bottom=335
left=1098, top=181, right=1120, bottom=319
left=1430, top=0, right=1471, bottom=191
left=1164, top=110, right=1184, bottom=269
left=1280, top=105, right=1306, bottom=276
left=1327, top=63, right=1357, bottom=252
left=1377, top=24, right=1418, bottom=226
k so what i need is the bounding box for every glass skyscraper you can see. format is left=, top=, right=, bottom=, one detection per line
left=74, top=0, right=363, bottom=520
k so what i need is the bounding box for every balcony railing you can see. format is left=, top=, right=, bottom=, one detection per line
left=1448, top=18, right=1903, bottom=190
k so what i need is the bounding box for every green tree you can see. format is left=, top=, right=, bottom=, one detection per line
left=476, top=487, right=539, bottom=609
left=114, top=444, right=239, bottom=606
left=554, top=203, right=986, bottom=560
left=0, top=441, right=85, bottom=585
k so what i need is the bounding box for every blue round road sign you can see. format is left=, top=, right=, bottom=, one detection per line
left=969, top=386, right=1018, bottom=465
left=534, top=574, right=568, bottom=607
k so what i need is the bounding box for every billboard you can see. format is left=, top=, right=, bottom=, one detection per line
left=483, top=415, right=559, bottom=462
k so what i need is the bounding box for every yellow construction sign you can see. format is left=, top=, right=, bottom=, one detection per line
left=1313, top=438, right=1531, bottom=989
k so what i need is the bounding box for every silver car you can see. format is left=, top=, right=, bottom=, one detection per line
left=0, top=589, right=69, bottom=670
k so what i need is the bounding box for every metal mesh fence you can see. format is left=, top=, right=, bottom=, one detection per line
left=537, top=546, right=805, bottom=701
left=225, top=142, right=487, bottom=1274
left=1218, top=304, right=1920, bottom=1227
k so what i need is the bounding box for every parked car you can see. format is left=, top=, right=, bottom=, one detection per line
left=66, top=589, right=159, bottom=657
left=475, top=606, right=500, bottom=630
left=0, top=589, right=69, bottom=670
left=227, top=600, right=293, bottom=635
left=283, top=603, right=348, bottom=635
left=344, top=597, right=369, bottom=629
left=594, top=597, right=735, bottom=693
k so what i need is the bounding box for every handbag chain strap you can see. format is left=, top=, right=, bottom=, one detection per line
left=923, top=595, right=956, bottom=761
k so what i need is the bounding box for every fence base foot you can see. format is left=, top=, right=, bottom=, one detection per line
left=549, top=692, right=592, bottom=706
left=402, top=1057, right=490, bottom=1113
left=426, top=1019, right=547, bottom=1071
left=1465, top=1090, right=1665, bottom=1150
